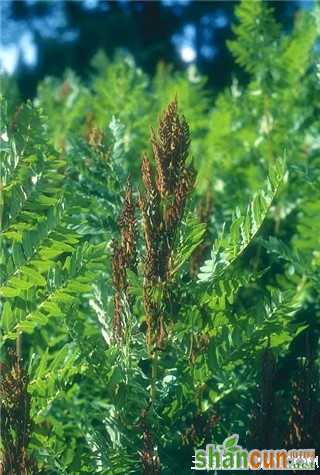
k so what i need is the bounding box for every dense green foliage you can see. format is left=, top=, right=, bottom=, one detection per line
left=1, top=1, right=319, bottom=474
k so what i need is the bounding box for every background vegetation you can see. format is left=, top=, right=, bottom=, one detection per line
left=1, top=1, right=320, bottom=474
left=1, top=0, right=309, bottom=98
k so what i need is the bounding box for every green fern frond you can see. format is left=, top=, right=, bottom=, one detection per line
left=280, top=10, right=317, bottom=84
left=170, top=214, right=206, bottom=277
left=0, top=101, right=105, bottom=342
left=198, top=158, right=286, bottom=283
left=228, top=0, right=280, bottom=75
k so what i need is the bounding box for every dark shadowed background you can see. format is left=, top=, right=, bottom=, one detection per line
left=0, top=0, right=313, bottom=98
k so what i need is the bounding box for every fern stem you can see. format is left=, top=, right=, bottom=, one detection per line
left=16, top=332, right=22, bottom=366
left=151, top=347, right=158, bottom=403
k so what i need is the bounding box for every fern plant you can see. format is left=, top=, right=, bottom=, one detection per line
left=0, top=99, right=107, bottom=473
left=1, top=0, right=319, bottom=473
